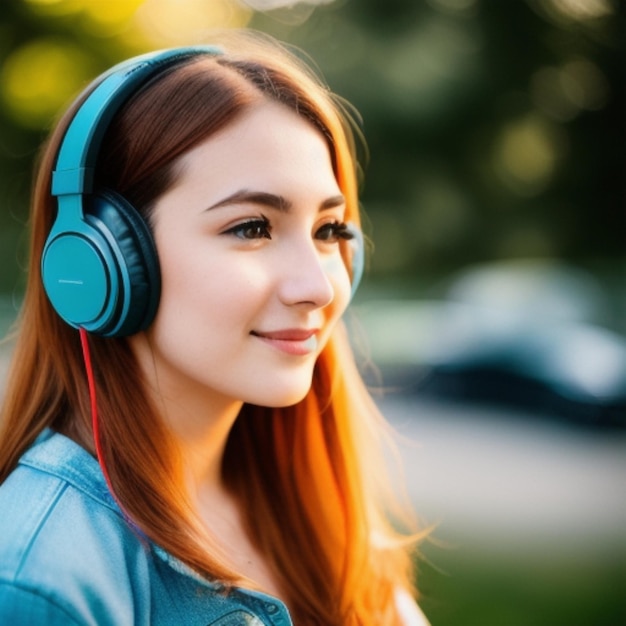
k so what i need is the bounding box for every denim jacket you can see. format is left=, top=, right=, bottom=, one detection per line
left=0, top=429, right=292, bottom=625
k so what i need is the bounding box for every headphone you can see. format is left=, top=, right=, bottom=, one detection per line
left=42, top=46, right=364, bottom=338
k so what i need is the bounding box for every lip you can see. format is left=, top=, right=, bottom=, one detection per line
left=251, top=328, right=319, bottom=356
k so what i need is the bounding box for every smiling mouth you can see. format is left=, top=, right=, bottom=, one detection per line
left=251, top=329, right=319, bottom=356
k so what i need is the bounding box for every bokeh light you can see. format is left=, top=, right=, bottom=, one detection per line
left=531, top=59, right=610, bottom=122
left=492, top=114, right=567, bottom=196
left=1, top=0, right=253, bottom=129
left=0, top=38, right=96, bottom=129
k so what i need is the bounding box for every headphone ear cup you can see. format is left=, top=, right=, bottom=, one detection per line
left=347, top=222, right=364, bottom=299
left=86, top=189, right=161, bottom=336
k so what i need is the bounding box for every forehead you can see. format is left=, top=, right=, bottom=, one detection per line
left=150, top=100, right=343, bottom=221
left=177, top=101, right=337, bottom=185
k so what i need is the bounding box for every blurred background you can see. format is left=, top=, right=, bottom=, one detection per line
left=0, top=0, right=624, bottom=623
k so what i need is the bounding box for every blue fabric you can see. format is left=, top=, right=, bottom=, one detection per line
left=0, top=430, right=292, bottom=625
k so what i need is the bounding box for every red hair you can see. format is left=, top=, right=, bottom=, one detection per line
left=0, top=31, right=422, bottom=624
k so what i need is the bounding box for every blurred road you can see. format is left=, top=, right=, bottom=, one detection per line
left=381, top=394, right=626, bottom=557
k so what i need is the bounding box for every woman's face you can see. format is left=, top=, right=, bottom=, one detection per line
left=134, top=100, right=352, bottom=411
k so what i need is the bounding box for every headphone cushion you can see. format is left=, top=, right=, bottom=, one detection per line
left=86, top=189, right=160, bottom=336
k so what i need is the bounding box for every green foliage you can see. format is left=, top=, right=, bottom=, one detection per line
left=417, top=543, right=626, bottom=626
left=251, top=0, right=623, bottom=278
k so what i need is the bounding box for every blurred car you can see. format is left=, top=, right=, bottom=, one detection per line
left=352, top=260, right=626, bottom=429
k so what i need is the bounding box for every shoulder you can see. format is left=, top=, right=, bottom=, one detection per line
left=0, top=431, right=151, bottom=625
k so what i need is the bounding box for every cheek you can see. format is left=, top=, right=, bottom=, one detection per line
left=157, top=242, right=272, bottom=328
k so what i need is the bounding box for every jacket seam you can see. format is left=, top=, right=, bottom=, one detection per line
left=0, top=577, right=85, bottom=625
left=13, top=481, right=67, bottom=580
left=20, top=458, right=121, bottom=515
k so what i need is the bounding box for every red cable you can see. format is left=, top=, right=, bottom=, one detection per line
left=78, top=328, right=146, bottom=540
left=78, top=327, right=114, bottom=491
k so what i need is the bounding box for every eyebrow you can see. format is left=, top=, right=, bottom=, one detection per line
left=205, top=189, right=345, bottom=213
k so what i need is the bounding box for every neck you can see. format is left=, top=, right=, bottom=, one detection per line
left=174, top=399, right=242, bottom=491
left=155, top=383, right=244, bottom=492
left=129, top=333, right=243, bottom=491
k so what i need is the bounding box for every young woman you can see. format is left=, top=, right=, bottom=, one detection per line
left=0, top=31, right=429, bottom=625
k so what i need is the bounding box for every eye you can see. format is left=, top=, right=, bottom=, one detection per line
left=223, top=217, right=272, bottom=240
left=316, top=221, right=354, bottom=243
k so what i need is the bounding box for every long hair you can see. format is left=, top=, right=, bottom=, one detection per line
left=0, top=31, right=421, bottom=625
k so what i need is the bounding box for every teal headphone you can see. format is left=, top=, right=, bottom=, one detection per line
left=42, top=46, right=364, bottom=338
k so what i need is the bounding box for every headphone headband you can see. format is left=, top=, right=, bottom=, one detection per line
left=43, top=46, right=222, bottom=337
left=52, top=46, right=222, bottom=200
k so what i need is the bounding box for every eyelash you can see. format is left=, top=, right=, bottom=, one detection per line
left=224, top=217, right=272, bottom=240
left=316, top=221, right=354, bottom=242
left=223, top=218, right=354, bottom=242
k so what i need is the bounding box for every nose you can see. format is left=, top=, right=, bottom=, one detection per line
left=277, top=241, right=335, bottom=309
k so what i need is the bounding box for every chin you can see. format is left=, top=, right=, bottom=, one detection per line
left=265, top=393, right=310, bottom=409
left=242, top=366, right=316, bottom=408
left=252, top=384, right=312, bottom=409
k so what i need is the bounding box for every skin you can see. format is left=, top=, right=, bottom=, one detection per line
left=127, top=99, right=431, bottom=624
left=128, top=100, right=352, bottom=594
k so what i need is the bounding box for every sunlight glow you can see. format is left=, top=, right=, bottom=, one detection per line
left=133, top=0, right=251, bottom=46
left=548, top=0, right=615, bottom=20
left=80, top=0, right=145, bottom=37
left=9, top=0, right=253, bottom=128
left=237, top=0, right=334, bottom=8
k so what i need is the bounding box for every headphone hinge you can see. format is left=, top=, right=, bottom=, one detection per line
left=51, top=167, right=95, bottom=197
